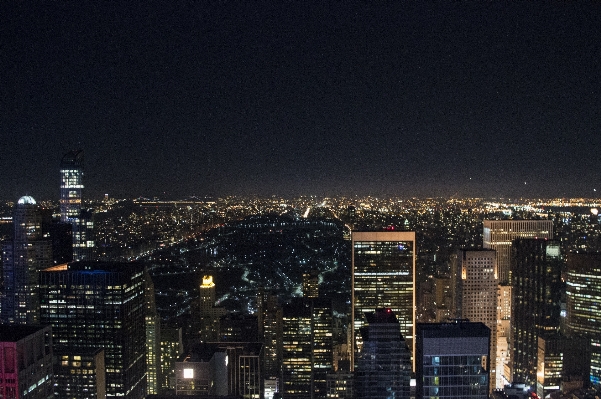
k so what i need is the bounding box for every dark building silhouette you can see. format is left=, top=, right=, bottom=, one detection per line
left=510, top=239, right=562, bottom=386
left=355, top=308, right=411, bottom=399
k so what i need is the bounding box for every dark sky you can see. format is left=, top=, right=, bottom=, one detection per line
left=1, top=2, right=600, bottom=200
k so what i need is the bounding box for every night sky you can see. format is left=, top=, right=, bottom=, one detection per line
left=2, top=2, right=600, bottom=200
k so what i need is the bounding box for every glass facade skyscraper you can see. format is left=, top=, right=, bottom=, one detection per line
left=60, top=150, right=94, bottom=261
left=352, top=231, right=415, bottom=369
left=39, top=261, right=147, bottom=398
left=566, top=253, right=601, bottom=386
left=510, top=239, right=562, bottom=386
left=416, top=321, right=490, bottom=399
left=355, top=308, right=411, bottom=399
left=1, top=196, right=52, bottom=324
left=483, top=220, right=553, bottom=283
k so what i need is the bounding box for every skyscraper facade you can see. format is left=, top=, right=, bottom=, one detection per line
left=566, top=253, right=601, bottom=386
left=60, top=150, right=94, bottom=261
left=355, top=308, right=411, bottom=399
left=510, top=239, right=562, bottom=386
left=453, top=249, right=498, bottom=390
left=483, top=220, right=553, bottom=283
left=145, top=270, right=161, bottom=395
left=483, top=219, right=553, bottom=388
left=198, top=275, right=227, bottom=342
left=282, top=299, right=312, bottom=399
left=1, top=196, right=52, bottom=324
left=352, top=231, right=415, bottom=368
left=0, top=325, right=54, bottom=399
left=415, top=321, right=490, bottom=399
left=39, top=262, right=147, bottom=399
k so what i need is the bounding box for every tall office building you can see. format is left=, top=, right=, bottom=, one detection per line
left=302, top=269, right=319, bottom=298
left=39, top=262, right=146, bottom=399
left=536, top=334, right=590, bottom=398
left=483, top=219, right=553, bottom=388
left=282, top=299, right=313, bottom=399
left=497, top=284, right=512, bottom=387
left=355, top=308, right=411, bottom=399
left=482, top=220, right=553, bottom=283
left=60, top=150, right=94, bottom=261
left=198, top=275, right=227, bottom=342
left=510, top=239, right=562, bottom=386
left=0, top=325, right=54, bottom=399
left=145, top=270, right=161, bottom=395
left=565, top=253, right=601, bottom=386
left=160, top=326, right=183, bottom=392
left=257, top=288, right=283, bottom=388
left=1, top=196, right=52, bottom=324
left=452, top=249, right=498, bottom=390
left=352, top=231, right=415, bottom=369
left=415, top=321, right=490, bottom=399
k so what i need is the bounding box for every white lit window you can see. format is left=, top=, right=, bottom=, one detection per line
left=183, top=368, right=194, bottom=379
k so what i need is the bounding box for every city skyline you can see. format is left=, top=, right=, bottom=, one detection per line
left=2, top=2, right=600, bottom=200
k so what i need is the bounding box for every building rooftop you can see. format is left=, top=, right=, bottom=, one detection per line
left=0, top=325, right=49, bottom=342
left=417, top=321, right=490, bottom=338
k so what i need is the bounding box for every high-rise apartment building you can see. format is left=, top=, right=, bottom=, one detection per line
left=60, top=150, right=94, bottom=261
left=483, top=220, right=553, bottom=283
left=566, top=253, right=601, bottom=386
left=355, top=308, right=411, bottom=399
left=39, top=262, right=146, bottom=399
left=415, top=321, right=490, bottom=399
left=352, top=231, right=415, bottom=369
left=1, top=196, right=52, bottom=324
left=452, top=249, right=498, bottom=389
left=510, top=239, right=562, bottom=386
left=160, top=326, right=183, bottom=392
left=0, top=325, right=54, bottom=399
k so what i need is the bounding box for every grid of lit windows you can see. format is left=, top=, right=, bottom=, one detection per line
left=352, top=231, right=415, bottom=368
left=566, top=253, right=601, bottom=386
left=39, top=262, right=146, bottom=399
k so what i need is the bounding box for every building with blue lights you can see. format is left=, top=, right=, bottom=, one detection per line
left=39, top=262, right=146, bottom=398
left=60, top=150, right=95, bottom=261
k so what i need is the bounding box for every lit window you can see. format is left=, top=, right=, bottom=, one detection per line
left=183, top=368, right=194, bottom=379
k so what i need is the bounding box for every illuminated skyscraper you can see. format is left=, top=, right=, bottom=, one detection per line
left=482, top=220, right=553, bottom=283
left=1, top=196, right=52, bottom=324
left=145, top=269, right=161, bottom=395
left=198, top=275, right=226, bottom=342
left=60, top=150, right=94, bottom=261
left=39, top=262, right=146, bottom=399
left=566, top=253, right=601, bottom=386
left=257, top=289, right=283, bottom=391
left=453, top=249, right=498, bottom=390
left=483, top=220, right=553, bottom=387
left=510, top=239, right=562, bottom=386
left=282, top=299, right=312, bottom=399
left=351, top=231, right=415, bottom=369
